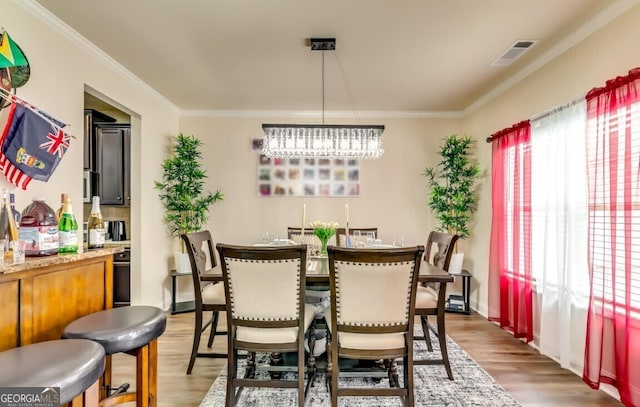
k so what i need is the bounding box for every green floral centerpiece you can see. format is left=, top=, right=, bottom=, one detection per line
left=310, top=221, right=339, bottom=255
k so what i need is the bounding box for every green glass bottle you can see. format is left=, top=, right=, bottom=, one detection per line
left=58, top=196, right=79, bottom=253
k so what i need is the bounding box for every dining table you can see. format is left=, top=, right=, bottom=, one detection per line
left=201, top=250, right=454, bottom=285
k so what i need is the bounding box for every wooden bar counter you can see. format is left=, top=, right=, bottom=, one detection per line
left=0, top=246, right=124, bottom=352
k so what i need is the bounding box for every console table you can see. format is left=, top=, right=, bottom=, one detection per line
left=170, top=270, right=195, bottom=314
left=445, top=269, right=472, bottom=314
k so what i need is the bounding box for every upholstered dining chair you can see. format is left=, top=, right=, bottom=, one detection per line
left=215, top=244, right=317, bottom=407
left=287, top=226, right=315, bottom=243
left=335, top=227, right=378, bottom=247
left=181, top=230, right=228, bottom=374
left=326, top=246, right=424, bottom=407
left=414, top=231, right=459, bottom=380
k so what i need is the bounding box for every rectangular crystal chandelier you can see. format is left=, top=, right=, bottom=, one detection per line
left=261, top=124, right=384, bottom=159
left=261, top=38, right=385, bottom=160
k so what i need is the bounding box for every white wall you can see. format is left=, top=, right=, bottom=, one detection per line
left=178, top=115, right=462, bottom=246
left=3, top=0, right=180, bottom=309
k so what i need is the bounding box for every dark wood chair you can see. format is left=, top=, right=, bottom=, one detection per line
left=181, top=231, right=228, bottom=374
left=414, top=231, right=459, bottom=380
left=286, top=226, right=315, bottom=243
left=216, top=244, right=317, bottom=407
left=326, top=246, right=424, bottom=407
left=335, top=227, right=378, bottom=247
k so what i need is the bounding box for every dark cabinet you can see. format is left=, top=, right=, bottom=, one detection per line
left=95, top=123, right=131, bottom=206
left=83, top=109, right=115, bottom=170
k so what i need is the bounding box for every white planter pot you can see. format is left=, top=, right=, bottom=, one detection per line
left=449, top=253, right=464, bottom=274
left=174, top=252, right=192, bottom=274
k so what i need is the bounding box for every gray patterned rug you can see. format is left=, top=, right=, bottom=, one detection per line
left=200, top=326, right=520, bottom=406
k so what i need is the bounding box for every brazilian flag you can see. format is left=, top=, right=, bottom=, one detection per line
left=0, top=31, right=28, bottom=68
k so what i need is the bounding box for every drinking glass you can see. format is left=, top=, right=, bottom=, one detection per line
left=393, top=236, right=405, bottom=247
left=261, top=230, right=271, bottom=243
left=365, top=231, right=376, bottom=246
left=353, top=231, right=363, bottom=248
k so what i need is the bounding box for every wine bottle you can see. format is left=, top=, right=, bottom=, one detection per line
left=1, top=190, right=18, bottom=243
left=87, top=196, right=105, bottom=249
left=58, top=196, right=79, bottom=253
left=9, top=193, right=21, bottom=225
left=56, top=193, right=67, bottom=222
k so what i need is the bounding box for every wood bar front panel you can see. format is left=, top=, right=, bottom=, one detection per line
left=0, top=250, right=115, bottom=350
left=0, top=280, right=19, bottom=351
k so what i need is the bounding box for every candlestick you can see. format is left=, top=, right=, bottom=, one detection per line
left=345, top=203, right=349, bottom=225
left=301, top=203, right=306, bottom=240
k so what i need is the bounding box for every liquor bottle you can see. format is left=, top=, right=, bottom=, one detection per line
left=87, top=196, right=105, bottom=249
left=56, top=193, right=68, bottom=222
left=58, top=196, right=79, bottom=253
left=0, top=190, right=19, bottom=244
left=9, top=193, right=21, bottom=225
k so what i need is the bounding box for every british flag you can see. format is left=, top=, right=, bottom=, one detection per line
left=0, top=102, right=70, bottom=189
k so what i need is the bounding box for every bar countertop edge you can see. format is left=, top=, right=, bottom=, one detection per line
left=0, top=246, right=125, bottom=275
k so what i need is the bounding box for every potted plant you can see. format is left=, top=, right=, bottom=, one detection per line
left=155, top=133, right=223, bottom=272
left=423, top=134, right=481, bottom=273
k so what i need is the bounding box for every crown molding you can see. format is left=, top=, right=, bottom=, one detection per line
left=16, top=0, right=179, bottom=114
left=179, top=109, right=464, bottom=119
left=463, top=0, right=640, bottom=115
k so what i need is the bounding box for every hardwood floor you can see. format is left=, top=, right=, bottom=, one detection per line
left=111, top=311, right=622, bottom=407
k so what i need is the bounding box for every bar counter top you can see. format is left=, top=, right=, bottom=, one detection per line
left=0, top=245, right=125, bottom=275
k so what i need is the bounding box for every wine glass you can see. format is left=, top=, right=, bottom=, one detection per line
left=365, top=231, right=376, bottom=247
left=353, top=230, right=363, bottom=248
left=261, top=230, right=271, bottom=243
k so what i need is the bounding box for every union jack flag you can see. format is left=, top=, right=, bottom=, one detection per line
left=39, top=127, right=70, bottom=158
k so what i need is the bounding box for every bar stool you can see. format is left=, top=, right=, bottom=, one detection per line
left=0, top=339, right=105, bottom=406
left=62, top=306, right=166, bottom=407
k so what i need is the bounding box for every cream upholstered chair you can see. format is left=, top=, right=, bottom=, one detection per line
left=181, top=231, right=227, bottom=374
left=215, top=244, right=317, bottom=407
left=326, top=246, right=424, bottom=407
left=414, top=231, right=459, bottom=380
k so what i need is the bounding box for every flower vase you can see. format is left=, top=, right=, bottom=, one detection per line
left=320, top=238, right=329, bottom=255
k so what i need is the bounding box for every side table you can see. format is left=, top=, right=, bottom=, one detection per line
left=445, top=269, right=472, bottom=314
left=170, top=270, right=195, bottom=314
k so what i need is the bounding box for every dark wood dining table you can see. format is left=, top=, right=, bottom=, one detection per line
left=201, top=254, right=454, bottom=285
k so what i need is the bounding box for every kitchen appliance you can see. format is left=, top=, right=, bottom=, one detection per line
left=108, top=220, right=127, bottom=241
left=83, top=169, right=97, bottom=203
left=113, top=247, right=131, bottom=307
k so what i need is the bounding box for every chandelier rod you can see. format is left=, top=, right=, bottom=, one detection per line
left=322, top=50, right=325, bottom=125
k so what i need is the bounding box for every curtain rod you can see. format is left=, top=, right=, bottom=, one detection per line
left=485, top=95, right=585, bottom=143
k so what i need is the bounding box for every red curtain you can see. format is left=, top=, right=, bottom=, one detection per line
left=583, top=68, right=640, bottom=406
left=488, top=120, right=534, bottom=342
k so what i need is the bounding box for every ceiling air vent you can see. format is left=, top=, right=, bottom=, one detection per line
left=491, top=40, right=538, bottom=66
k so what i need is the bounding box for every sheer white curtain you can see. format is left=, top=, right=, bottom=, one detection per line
left=530, top=100, right=590, bottom=371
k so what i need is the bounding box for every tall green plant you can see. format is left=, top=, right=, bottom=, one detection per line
left=155, top=133, right=223, bottom=250
left=423, top=134, right=481, bottom=240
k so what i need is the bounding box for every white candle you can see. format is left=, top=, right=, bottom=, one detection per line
left=302, top=203, right=306, bottom=231
left=345, top=203, right=349, bottom=226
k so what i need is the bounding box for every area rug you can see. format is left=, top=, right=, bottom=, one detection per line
left=200, top=326, right=520, bottom=406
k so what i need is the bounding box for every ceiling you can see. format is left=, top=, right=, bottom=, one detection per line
left=34, top=0, right=626, bottom=114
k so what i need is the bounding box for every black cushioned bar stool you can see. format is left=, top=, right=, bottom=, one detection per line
left=0, top=339, right=105, bottom=406
left=62, top=306, right=166, bottom=407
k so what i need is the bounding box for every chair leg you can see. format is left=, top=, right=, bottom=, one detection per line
left=207, top=311, right=220, bottom=348
left=325, top=330, right=332, bottom=391
left=226, top=347, right=237, bottom=407
left=298, top=342, right=305, bottom=407
left=420, top=315, right=433, bottom=352
left=405, top=354, right=414, bottom=407
left=436, top=308, right=453, bottom=380
left=187, top=310, right=203, bottom=374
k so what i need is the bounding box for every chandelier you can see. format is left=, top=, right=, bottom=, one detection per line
left=262, top=38, right=385, bottom=160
